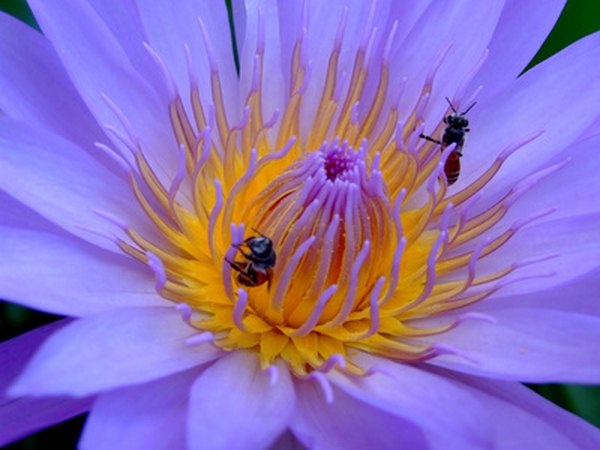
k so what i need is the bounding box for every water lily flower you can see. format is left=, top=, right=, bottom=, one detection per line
left=2, top=0, right=600, bottom=448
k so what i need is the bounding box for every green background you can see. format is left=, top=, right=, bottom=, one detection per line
left=1, top=0, right=600, bottom=448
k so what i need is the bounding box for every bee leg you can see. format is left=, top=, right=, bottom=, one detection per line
left=237, top=272, right=255, bottom=286
left=237, top=248, right=255, bottom=261
left=266, top=271, right=272, bottom=291
left=235, top=238, right=256, bottom=249
left=226, top=259, right=243, bottom=274
left=419, top=134, right=442, bottom=145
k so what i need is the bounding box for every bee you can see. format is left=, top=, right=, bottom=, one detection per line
left=226, top=232, right=276, bottom=289
left=419, top=97, right=476, bottom=185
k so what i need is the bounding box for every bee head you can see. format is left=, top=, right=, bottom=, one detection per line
left=248, top=236, right=273, bottom=258
left=447, top=114, right=469, bottom=128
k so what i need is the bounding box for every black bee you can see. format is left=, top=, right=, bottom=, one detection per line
left=419, top=97, right=476, bottom=185
left=226, top=232, right=276, bottom=289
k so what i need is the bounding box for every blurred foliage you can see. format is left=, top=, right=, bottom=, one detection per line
left=530, top=384, right=600, bottom=427
left=225, top=0, right=241, bottom=73
left=0, top=0, right=37, bottom=29
left=1, top=0, right=600, bottom=447
left=0, top=302, right=61, bottom=342
left=528, top=0, right=600, bottom=68
left=2, top=413, right=86, bottom=450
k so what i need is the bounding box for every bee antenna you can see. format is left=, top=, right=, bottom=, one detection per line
left=461, top=102, right=477, bottom=115
left=252, top=227, right=266, bottom=237
left=445, top=97, right=458, bottom=113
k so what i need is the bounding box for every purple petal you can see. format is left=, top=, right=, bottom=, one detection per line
left=447, top=371, right=600, bottom=449
left=237, top=0, right=286, bottom=134
left=187, top=352, right=294, bottom=450
left=27, top=0, right=178, bottom=174
left=465, top=32, right=600, bottom=194
left=391, top=1, right=504, bottom=124
left=0, top=12, right=104, bottom=150
left=83, top=0, right=165, bottom=95
left=251, top=1, right=503, bottom=143
left=422, top=308, right=600, bottom=383
left=326, top=354, right=492, bottom=448
left=1, top=319, right=70, bottom=394
left=79, top=368, right=202, bottom=450
left=0, top=227, right=163, bottom=316
left=476, top=211, right=600, bottom=296
left=268, top=430, right=306, bottom=450
left=484, top=267, right=600, bottom=316
left=381, top=1, right=433, bottom=48
left=0, top=118, right=153, bottom=252
left=0, top=320, right=92, bottom=447
left=579, top=112, right=600, bottom=142
left=291, top=375, right=430, bottom=449
left=469, top=0, right=566, bottom=104
left=231, top=0, right=246, bottom=55
left=136, top=0, right=240, bottom=123
left=275, top=1, right=421, bottom=139
left=0, top=396, right=91, bottom=447
left=0, top=191, right=57, bottom=231
left=496, top=133, right=600, bottom=227
left=9, top=307, right=220, bottom=397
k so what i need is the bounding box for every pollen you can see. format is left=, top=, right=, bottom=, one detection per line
left=99, top=7, right=553, bottom=377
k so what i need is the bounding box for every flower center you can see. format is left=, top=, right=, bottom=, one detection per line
left=240, top=140, right=392, bottom=332
left=99, top=8, right=552, bottom=377
left=323, top=143, right=357, bottom=181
